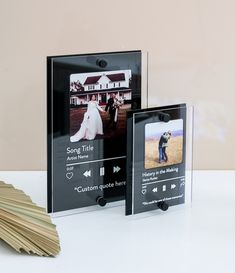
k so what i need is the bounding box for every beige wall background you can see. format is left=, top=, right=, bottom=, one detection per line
left=0, top=0, right=234, bottom=170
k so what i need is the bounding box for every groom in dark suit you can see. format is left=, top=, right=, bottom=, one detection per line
left=105, top=93, right=117, bottom=130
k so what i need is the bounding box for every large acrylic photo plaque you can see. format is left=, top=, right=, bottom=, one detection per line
left=47, top=51, right=146, bottom=214
left=126, top=104, right=193, bottom=215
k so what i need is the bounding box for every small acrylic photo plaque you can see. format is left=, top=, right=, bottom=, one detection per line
left=126, top=104, right=193, bottom=215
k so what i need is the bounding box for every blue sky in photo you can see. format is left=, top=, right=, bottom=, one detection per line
left=145, top=119, right=183, bottom=139
left=70, top=70, right=131, bottom=85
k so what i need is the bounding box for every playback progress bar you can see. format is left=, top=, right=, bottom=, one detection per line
left=66, top=156, right=126, bottom=167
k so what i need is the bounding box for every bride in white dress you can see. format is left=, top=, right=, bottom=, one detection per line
left=70, top=95, right=105, bottom=142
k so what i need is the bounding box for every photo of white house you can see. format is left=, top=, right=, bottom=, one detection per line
left=70, top=70, right=132, bottom=106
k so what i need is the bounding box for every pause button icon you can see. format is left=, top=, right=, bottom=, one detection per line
left=100, top=167, right=105, bottom=176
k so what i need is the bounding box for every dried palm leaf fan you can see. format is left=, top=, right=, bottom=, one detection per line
left=0, top=181, right=60, bottom=256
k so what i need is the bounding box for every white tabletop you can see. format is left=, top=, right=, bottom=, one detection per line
left=0, top=171, right=234, bottom=273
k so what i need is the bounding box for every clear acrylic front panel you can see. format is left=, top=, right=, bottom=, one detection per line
left=126, top=104, right=193, bottom=215
left=47, top=50, right=148, bottom=216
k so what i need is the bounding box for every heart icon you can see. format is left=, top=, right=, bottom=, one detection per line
left=141, top=189, right=147, bottom=195
left=66, top=172, right=73, bottom=180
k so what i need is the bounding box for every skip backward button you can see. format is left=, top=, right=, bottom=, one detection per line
left=83, top=170, right=91, bottom=177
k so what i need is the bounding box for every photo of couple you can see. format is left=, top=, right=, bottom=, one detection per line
left=158, top=131, right=172, bottom=163
left=145, top=119, right=183, bottom=169
left=70, top=70, right=132, bottom=142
